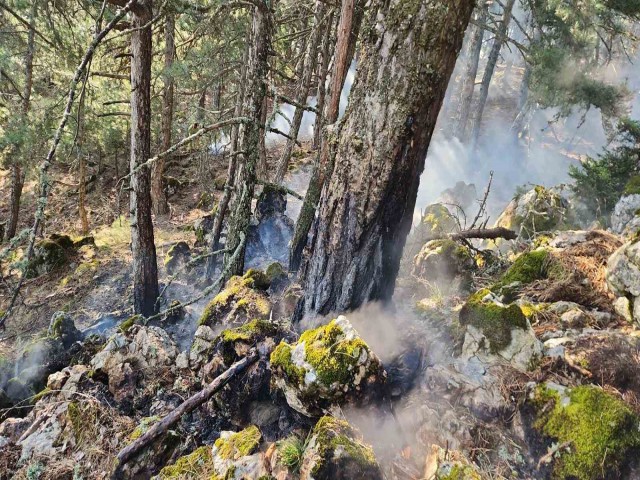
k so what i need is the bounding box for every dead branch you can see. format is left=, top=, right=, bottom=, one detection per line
left=438, top=227, right=517, bottom=241
left=470, top=170, right=493, bottom=229
left=114, top=350, right=259, bottom=469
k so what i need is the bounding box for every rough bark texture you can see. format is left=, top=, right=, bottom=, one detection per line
left=299, top=0, right=475, bottom=318
left=469, top=0, right=515, bottom=146
left=289, top=0, right=363, bottom=271
left=224, top=1, right=274, bottom=278
left=455, top=0, right=487, bottom=141
left=130, top=0, right=159, bottom=316
left=151, top=11, right=175, bottom=215
left=311, top=9, right=336, bottom=150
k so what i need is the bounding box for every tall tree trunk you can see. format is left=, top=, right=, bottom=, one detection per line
left=455, top=0, right=488, bottom=141
left=78, top=80, right=89, bottom=234
left=298, top=0, right=474, bottom=318
left=289, top=0, right=364, bottom=272
left=273, top=1, right=326, bottom=184
left=130, top=0, right=159, bottom=316
left=311, top=9, right=336, bottom=150
left=151, top=11, right=175, bottom=215
left=6, top=0, right=36, bottom=240
left=469, top=0, right=515, bottom=147
left=223, top=1, right=274, bottom=278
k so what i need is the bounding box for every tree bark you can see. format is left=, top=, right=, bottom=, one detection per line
left=151, top=11, right=174, bottom=215
left=6, top=0, right=36, bottom=240
left=298, top=0, right=475, bottom=318
left=289, top=0, right=365, bottom=272
left=223, top=0, right=274, bottom=278
left=469, top=0, right=516, bottom=147
left=78, top=81, right=90, bottom=234
left=273, top=1, right=326, bottom=184
left=311, top=9, right=336, bottom=150
left=130, top=0, right=159, bottom=316
left=455, top=0, right=488, bottom=141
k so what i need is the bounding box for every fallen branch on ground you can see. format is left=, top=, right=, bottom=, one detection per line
left=114, top=350, right=259, bottom=469
left=431, top=227, right=517, bottom=241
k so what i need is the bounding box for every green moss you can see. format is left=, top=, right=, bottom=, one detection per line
left=311, top=417, right=378, bottom=475
left=519, top=302, right=549, bottom=319
left=31, top=387, right=51, bottom=403
left=495, top=249, right=551, bottom=288
left=533, top=385, right=640, bottom=480
left=419, top=204, right=457, bottom=237
left=437, top=464, right=482, bottom=480
left=213, top=425, right=261, bottom=460
left=118, top=315, right=142, bottom=333
left=243, top=268, right=270, bottom=289
left=219, top=319, right=278, bottom=343
left=198, top=276, right=271, bottom=327
left=623, top=175, right=640, bottom=195
left=129, top=416, right=161, bottom=441
left=459, top=289, right=527, bottom=353
left=158, top=446, right=215, bottom=479
left=266, top=262, right=285, bottom=281
left=271, top=319, right=374, bottom=387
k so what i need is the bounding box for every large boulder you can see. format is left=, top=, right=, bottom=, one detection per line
left=495, top=185, right=572, bottom=240
left=459, top=289, right=541, bottom=370
left=298, top=416, right=383, bottom=480
left=163, top=241, right=191, bottom=275
left=606, top=238, right=640, bottom=324
left=611, top=194, right=640, bottom=236
left=404, top=203, right=460, bottom=264
left=270, top=316, right=386, bottom=416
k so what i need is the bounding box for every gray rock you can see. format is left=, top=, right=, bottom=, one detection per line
left=611, top=194, right=640, bottom=235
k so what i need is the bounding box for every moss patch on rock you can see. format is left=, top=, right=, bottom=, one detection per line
left=623, top=175, right=640, bottom=196
left=129, top=416, right=161, bottom=441
left=158, top=446, right=215, bottom=479
left=213, top=425, right=261, bottom=460
left=533, top=384, right=640, bottom=480
left=459, top=289, right=527, bottom=353
left=494, top=249, right=551, bottom=288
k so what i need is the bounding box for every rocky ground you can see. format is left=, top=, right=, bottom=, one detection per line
left=3, top=155, right=640, bottom=479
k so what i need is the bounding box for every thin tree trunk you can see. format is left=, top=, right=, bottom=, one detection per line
left=273, top=0, right=326, bottom=184
left=205, top=38, right=251, bottom=280
left=298, top=0, right=475, bottom=318
left=151, top=11, right=174, bottom=215
left=469, top=0, right=515, bottom=147
left=456, top=0, right=488, bottom=141
left=311, top=9, right=336, bottom=151
left=223, top=1, right=274, bottom=278
left=130, top=0, right=159, bottom=316
left=6, top=0, right=36, bottom=240
left=289, top=0, right=363, bottom=272
left=78, top=81, right=89, bottom=234
left=257, top=95, right=268, bottom=180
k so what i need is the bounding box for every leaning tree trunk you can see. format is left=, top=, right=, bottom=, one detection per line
left=6, top=0, right=36, bottom=240
left=151, top=11, right=175, bottom=215
left=223, top=0, right=274, bottom=278
left=455, top=0, right=488, bottom=141
left=469, top=0, right=515, bottom=147
left=289, top=0, right=362, bottom=271
left=273, top=1, right=326, bottom=184
left=311, top=9, right=336, bottom=150
left=298, top=0, right=475, bottom=318
left=130, top=0, right=159, bottom=316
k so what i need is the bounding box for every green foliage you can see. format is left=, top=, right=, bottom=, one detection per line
left=569, top=118, right=640, bottom=222
left=277, top=435, right=306, bottom=473
left=213, top=425, right=262, bottom=460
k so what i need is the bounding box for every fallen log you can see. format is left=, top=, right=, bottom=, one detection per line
left=447, top=227, right=517, bottom=241
left=114, top=349, right=259, bottom=470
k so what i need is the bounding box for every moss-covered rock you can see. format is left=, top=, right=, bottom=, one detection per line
left=531, top=383, right=640, bottom=480
left=25, top=236, right=70, bottom=278
left=47, top=312, right=82, bottom=348
left=270, top=316, right=386, bottom=416
left=158, top=446, right=215, bottom=479
left=412, top=239, right=475, bottom=293
left=299, top=416, right=382, bottom=480
left=209, top=426, right=269, bottom=478
left=198, top=271, right=272, bottom=328
left=496, top=186, right=573, bottom=240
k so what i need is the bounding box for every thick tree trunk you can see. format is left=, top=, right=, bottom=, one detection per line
left=151, top=11, right=175, bottom=215
left=273, top=1, right=326, bottom=184
left=6, top=0, right=36, bottom=240
left=469, top=0, right=515, bottom=147
left=130, top=0, right=159, bottom=316
left=455, top=0, right=488, bottom=141
left=223, top=1, right=274, bottom=278
left=299, top=0, right=474, bottom=318
left=289, top=0, right=365, bottom=272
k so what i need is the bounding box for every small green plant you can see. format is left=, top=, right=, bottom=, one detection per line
left=26, top=462, right=45, bottom=480
left=277, top=434, right=306, bottom=473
